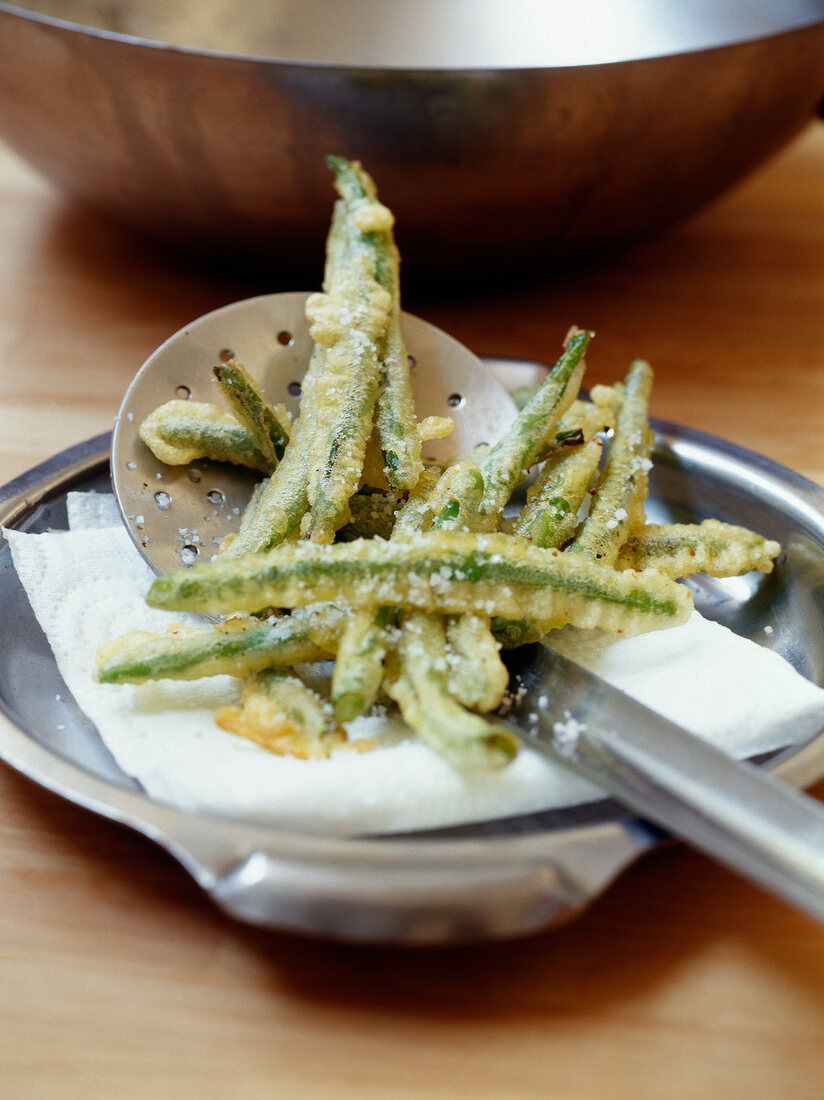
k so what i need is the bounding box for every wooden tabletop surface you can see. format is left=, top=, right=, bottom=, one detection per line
left=2, top=122, right=824, bottom=1098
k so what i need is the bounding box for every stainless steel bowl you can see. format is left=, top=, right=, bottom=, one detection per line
left=1, top=1, right=823, bottom=278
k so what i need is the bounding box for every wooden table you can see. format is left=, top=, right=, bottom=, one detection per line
left=2, top=123, right=824, bottom=1098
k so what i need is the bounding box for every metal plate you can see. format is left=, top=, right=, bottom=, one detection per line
left=2, top=414, right=824, bottom=944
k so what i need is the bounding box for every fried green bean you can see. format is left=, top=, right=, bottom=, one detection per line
left=390, top=467, right=443, bottom=536
left=490, top=616, right=547, bottom=649
left=567, top=359, right=654, bottom=565
left=216, top=668, right=344, bottom=758
left=384, top=613, right=519, bottom=772
left=477, top=329, right=590, bottom=527
left=301, top=157, right=407, bottom=542
left=617, top=519, right=781, bottom=577
left=213, top=358, right=290, bottom=467
left=513, top=439, right=602, bottom=548
left=303, top=262, right=391, bottom=543
left=218, top=345, right=329, bottom=557
left=218, top=434, right=309, bottom=556
left=326, top=156, right=423, bottom=491
left=427, top=459, right=509, bottom=712
left=338, top=459, right=495, bottom=724
left=217, top=476, right=270, bottom=556
left=377, top=326, right=423, bottom=489
left=512, top=401, right=615, bottom=549
left=139, top=400, right=271, bottom=472
left=428, top=460, right=485, bottom=531
left=331, top=606, right=396, bottom=722
left=146, top=530, right=693, bottom=636
left=330, top=471, right=439, bottom=721
left=95, top=605, right=345, bottom=685
left=444, top=613, right=509, bottom=713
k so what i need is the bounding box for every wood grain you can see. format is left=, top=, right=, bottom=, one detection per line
left=2, top=124, right=824, bottom=1098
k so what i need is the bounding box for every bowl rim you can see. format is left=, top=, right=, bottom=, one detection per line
left=2, top=0, right=824, bottom=74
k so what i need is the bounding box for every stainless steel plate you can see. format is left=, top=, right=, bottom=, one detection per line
left=2, top=417, right=824, bottom=944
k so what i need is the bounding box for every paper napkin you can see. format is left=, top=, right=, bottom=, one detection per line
left=6, top=491, right=824, bottom=836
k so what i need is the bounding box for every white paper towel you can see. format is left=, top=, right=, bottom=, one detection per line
left=7, top=491, right=824, bottom=836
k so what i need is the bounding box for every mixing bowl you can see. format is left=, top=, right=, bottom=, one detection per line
left=1, top=1, right=823, bottom=278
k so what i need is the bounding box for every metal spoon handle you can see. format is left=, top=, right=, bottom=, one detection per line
left=518, top=649, right=824, bottom=922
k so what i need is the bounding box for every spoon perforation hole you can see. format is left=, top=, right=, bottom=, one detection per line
left=446, top=393, right=464, bottom=409
left=176, top=385, right=191, bottom=399
left=277, top=330, right=294, bottom=347
left=288, top=381, right=302, bottom=396
left=219, top=348, right=235, bottom=362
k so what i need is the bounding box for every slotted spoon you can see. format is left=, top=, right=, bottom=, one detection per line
left=111, top=290, right=518, bottom=576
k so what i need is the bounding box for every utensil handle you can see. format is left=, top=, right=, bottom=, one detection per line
left=523, top=652, right=824, bottom=922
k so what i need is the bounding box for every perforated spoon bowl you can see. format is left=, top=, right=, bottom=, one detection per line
left=111, top=291, right=518, bottom=576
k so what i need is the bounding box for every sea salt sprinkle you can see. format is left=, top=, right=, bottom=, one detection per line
left=552, top=711, right=588, bottom=757
left=605, top=507, right=629, bottom=531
